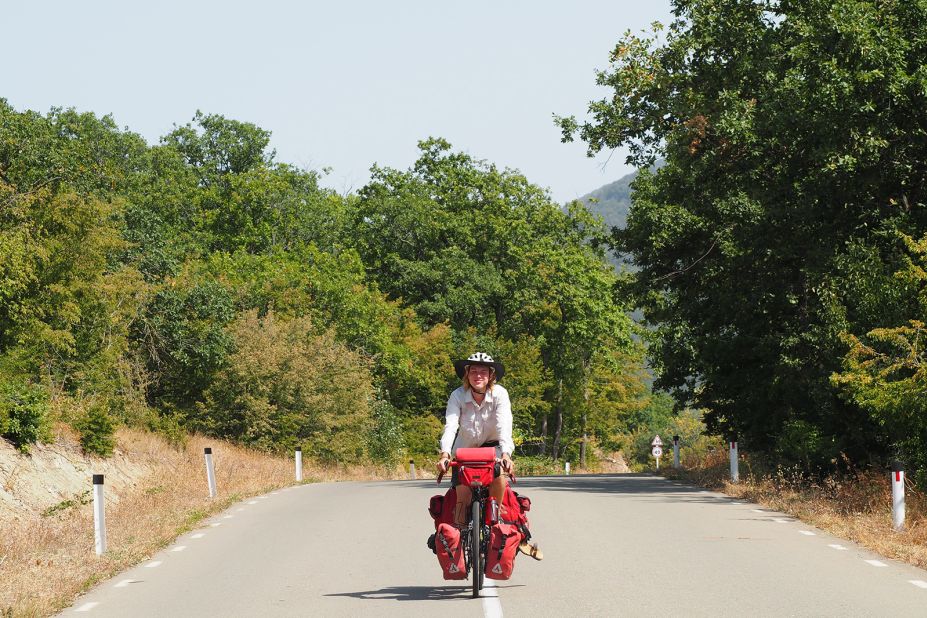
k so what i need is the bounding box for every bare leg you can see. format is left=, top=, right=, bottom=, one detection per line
left=454, top=484, right=472, bottom=526
left=490, top=473, right=507, bottom=504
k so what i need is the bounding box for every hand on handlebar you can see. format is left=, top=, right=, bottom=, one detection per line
left=436, top=453, right=451, bottom=475
left=500, top=453, right=514, bottom=475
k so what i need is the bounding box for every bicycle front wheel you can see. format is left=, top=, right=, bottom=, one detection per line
left=471, top=500, right=481, bottom=598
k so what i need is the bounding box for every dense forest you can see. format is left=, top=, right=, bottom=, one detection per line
left=560, top=0, right=927, bottom=477
left=0, top=103, right=677, bottom=467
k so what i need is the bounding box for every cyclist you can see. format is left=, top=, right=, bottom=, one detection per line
left=436, top=352, right=542, bottom=560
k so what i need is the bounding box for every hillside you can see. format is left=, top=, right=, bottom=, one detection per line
left=575, top=169, right=636, bottom=233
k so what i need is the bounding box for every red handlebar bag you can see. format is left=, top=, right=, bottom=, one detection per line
left=455, top=447, right=496, bottom=463
left=456, top=447, right=497, bottom=487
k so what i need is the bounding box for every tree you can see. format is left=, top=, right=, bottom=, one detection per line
left=558, top=0, right=927, bottom=466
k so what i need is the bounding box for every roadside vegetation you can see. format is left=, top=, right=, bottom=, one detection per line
left=663, top=451, right=927, bottom=572
left=0, top=425, right=402, bottom=617
left=559, top=0, right=927, bottom=480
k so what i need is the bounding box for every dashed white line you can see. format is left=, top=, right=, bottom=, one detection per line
left=258, top=496, right=268, bottom=500
left=909, top=580, right=927, bottom=589
left=828, top=544, right=848, bottom=551
left=114, top=579, right=136, bottom=588
left=222, top=515, right=234, bottom=519
left=799, top=531, right=816, bottom=536
left=171, top=545, right=187, bottom=552
left=210, top=522, right=222, bottom=527
left=247, top=501, right=258, bottom=505
left=481, top=578, right=503, bottom=618
left=74, top=602, right=99, bottom=612
left=752, top=509, right=765, bottom=513
left=865, top=560, right=888, bottom=568
left=190, top=533, right=205, bottom=539
left=144, top=561, right=163, bottom=568
left=773, top=518, right=792, bottom=524
left=236, top=508, right=245, bottom=512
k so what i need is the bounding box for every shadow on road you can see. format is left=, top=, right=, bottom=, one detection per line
left=324, top=584, right=523, bottom=602
left=386, top=473, right=741, bottom=505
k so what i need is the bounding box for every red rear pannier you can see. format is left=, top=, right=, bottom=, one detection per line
left=428, top=487, right=457, bottom=527
left=435, top=522, right=466, bottom=580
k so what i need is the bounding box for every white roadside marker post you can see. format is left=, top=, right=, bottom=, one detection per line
left=730, top=438, right=739, bottom=483
left=204, top=447, right=217, bottom=498
left=565, top=461, right=571, bottom=475
left=295, top=447, right=303, bottom=482
left=409, top=459, right=416, bottom=480
left=93, top=474, right=106, bottom=556
left=892, top=460, right=905, bottom=532
left=673, top=435, right=680, bottom=469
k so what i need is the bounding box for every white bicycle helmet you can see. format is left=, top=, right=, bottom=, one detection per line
left=453, top=352, right=505, bottom=380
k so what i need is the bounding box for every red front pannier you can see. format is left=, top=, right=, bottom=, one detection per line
left=484, top=521, right=520, bottom=580
left=435, top=523, right=466, bottom=580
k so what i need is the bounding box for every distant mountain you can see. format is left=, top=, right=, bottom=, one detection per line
left=574, top=168, right=637, bottom=233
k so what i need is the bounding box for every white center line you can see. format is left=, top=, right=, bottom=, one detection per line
left=171, top=546, right=187, bottom=552
left=865, top=560, right=888, bottom=567
left=144, top=561, right=163, bottom=568
left=828, top=544, right=848, bottom=551
left=481, top=578, right=503, bottom=618
left=799, top=531, right=816, bottom=536
left=909, top=580, right=927, bottom=589
left=74, top=602, right=99, bottom=612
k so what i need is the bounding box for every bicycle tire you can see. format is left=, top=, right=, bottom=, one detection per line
left=471, top=500, right=481, bottom=598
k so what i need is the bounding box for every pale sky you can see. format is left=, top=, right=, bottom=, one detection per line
left=3, top=1, right=673, bottom=203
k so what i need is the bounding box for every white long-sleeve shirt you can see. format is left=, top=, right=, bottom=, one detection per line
left=439, top=384, right=514, bottom=456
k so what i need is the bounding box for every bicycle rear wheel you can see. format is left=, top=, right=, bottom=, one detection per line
left=471, top=500, right=481, bottom=598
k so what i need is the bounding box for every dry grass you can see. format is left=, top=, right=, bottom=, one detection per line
left=0, top=427, right=405, bottom=617
left=663, top=450, right=927, bottom=569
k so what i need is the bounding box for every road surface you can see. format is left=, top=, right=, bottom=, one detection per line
left=61, top=474, right=927, bottom=616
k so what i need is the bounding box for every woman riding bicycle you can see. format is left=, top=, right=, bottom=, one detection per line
left=436, top=352, right=542, bottom=559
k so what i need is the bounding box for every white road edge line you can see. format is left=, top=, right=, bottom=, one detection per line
left=909, top=580, right=927, bottom=589
left=74, top=601, right=98, bottom=612
left=865, top=560, right=888, bottom=568
left=481, top=578, right=503, bottom=618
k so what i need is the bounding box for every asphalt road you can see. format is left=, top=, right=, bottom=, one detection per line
left=61, top=474, right=927, bottom=617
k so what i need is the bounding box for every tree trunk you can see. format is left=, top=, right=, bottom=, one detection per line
left=539, top=414, right=548, bottom=456
left=552, top=378, right=563, bottom=460
left=580, top=367, right=589, bottom=468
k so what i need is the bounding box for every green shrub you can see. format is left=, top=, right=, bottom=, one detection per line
left=78, top=403, right=116, bottom=457
left=368, top=400, right=405, bottom=466
left=0, top=380, right=49, bottom=453
left=401, top=413, right=443, bottom=465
